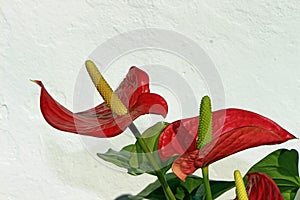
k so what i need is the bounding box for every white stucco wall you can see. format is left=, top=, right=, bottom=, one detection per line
left=1, top=1, right=300, bottom=199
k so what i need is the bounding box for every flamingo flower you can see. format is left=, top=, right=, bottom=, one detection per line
left=158, top=109, right=296, bottom=181
left=33, top=66, right=168, bottom=138
left=242, top=172, right=284, bottom=200
left=234, top=170, right=284, bottom=200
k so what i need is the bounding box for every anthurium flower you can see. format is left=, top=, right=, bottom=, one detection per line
left=158, top=109, right=296, bottom=181
left=235, top=172, right=284, bottom=200
left=33, top=66, right=168, bottom=138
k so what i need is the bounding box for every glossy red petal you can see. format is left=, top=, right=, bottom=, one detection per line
left=34, top=80, right=130, bottom=137
left=78, top=66, right=150, bottom=114
left=158, top=109, right=295, bottom=164
left=114, top=66, right=150, bottom=108
left=172, top=150, right=199, bottom=181
left=130, top=93, right=168, bottom=118
left=243, top=172, right=284, bottom=200
left=158, top=118, right=197, bottom=161
left=34, top=67, right=168, bottom=138
left=171, top=124, right=296, bottom=181
left=194, top=125, right=295, bottom=167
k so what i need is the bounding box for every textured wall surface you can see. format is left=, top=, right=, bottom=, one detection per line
left=1, top=1, right=300, bottom=199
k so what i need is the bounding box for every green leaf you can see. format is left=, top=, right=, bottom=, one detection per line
left=130, top=173, right=198, bottom=200
left=211, top=181, right=236, bottom=199
left=97, top=144, right=144, bottom=175
left=248, top=149, right=300, bottom=200
left=130, top=173, right=235, bottom=200
left=128, top=149, right=299, bottom=199
left=197, top=96, right=212, bottom=149
left=130, top=122, right=171, bottom=175
left=97, top=122, right=170, bottom=176
left=194, top=181, right=235, bottom=200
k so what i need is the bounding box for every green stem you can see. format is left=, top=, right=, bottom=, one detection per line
left=129, top=124, right=176, bottom=200
left=202, top=166, right=213, bottom=200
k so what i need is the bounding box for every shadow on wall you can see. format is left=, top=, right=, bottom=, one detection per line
left=115, top=195, right=131, bottom=200
left=44, top=136, right=133, bottom=199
